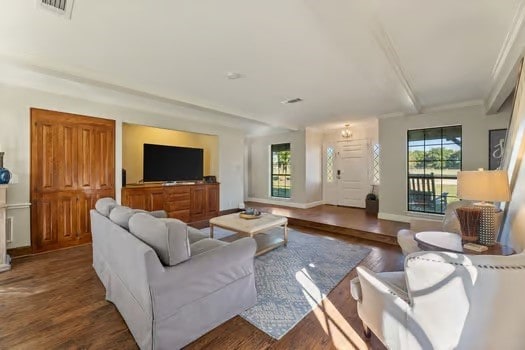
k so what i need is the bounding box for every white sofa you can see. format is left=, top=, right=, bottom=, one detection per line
left=351, top=251, right=525, bottom=350
left=90, top=198, right=257, bottom=349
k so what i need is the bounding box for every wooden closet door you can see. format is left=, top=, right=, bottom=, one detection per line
left=31, top=109, right=115, bottom=253
left=93, top=126, right=115, bottom=191
left=31, top=119, right=61, bottom=251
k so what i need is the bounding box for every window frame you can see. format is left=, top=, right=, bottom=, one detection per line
left=406, top=125, right=462, bottom=215
left=270, top=143, right=291, bottom=198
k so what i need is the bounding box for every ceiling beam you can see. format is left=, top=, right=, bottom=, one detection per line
left=372, top=22, right=422, bottom=115
left=0, top=52, right=300, bottom=132
left=485, top=0, right=525, bottom=114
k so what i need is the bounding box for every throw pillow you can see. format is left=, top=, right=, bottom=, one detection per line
left=109, top=206, right=147, bottom=230
left=95, top=197, right=117, bottom=217
left=129, top=213, right=190, bottom=266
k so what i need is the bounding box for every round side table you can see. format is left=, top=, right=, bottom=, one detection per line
left=414, top=231, right=514, bottom=256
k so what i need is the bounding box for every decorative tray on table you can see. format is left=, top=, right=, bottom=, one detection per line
left=239, top=208, right=262, bottom=220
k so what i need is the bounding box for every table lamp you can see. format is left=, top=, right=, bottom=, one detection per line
left=457, top=169, right=511, bottom=245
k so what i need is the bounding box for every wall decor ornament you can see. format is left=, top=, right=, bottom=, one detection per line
left=0, top=152, right=11, bottom=185
left=489, top=129, right=507, bottom=170
left=455, top=206, right=482, bottom=242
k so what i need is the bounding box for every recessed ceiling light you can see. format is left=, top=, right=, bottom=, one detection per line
left=226, top=72, right=242, bottom=80
left=281, top=98, right=303, bottom=104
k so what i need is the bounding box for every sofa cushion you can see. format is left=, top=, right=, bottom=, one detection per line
left=190, top=238, right=228, bottom=256
left=95, top=197, right=117, bottom=217
left=129, top=213, right=191, bottom=266
left=109, top=206, right=144, bottom=229
left=109, top=205, right=132, bottom=228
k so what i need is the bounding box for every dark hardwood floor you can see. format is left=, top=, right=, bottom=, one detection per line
left=0, top=226, right=403, bottom=350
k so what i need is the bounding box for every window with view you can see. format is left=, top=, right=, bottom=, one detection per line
left=407, top=126, right=461, bottom=214
left=271, top=143, right=291, bottom=198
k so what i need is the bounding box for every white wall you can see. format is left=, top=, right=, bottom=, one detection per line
left=246, top=129, right=323, bottom=207
left=122, top=124, right=219, bottom=184
left=305, top=128, right=323, bottom=203
left=246, top=130, right=306, bottom=204
left=0, top=83, right=246, bottom=249
left=323, top=120, right=379, bottom=145
left=500, top=68, right=525, bottom=252
left=378, top=104, right=511, bottom=221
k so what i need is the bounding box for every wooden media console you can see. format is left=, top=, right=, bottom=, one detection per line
left=122, top=183, right=219, bottom=223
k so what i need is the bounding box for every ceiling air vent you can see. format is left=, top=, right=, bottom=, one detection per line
left=38, top=0, right=75, bottom=19
left=281, top=98, right=303, bottom=104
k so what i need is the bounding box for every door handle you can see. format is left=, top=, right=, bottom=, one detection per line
left=337, top=170, right=341, bottom=179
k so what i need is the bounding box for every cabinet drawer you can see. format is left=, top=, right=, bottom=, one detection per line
left=168, top=210, right=190, bottom=222
left=165, top=200, right=190, bottom=211
left=166, top=192, right=190, bottom=202
left=165, top=187, right=190, bottom=195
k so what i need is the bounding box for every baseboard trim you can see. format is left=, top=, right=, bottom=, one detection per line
left=378, top=212, right=411, bottom=223
left=246, top=197, right=324, bottom=209
left=220, top=208, right=242, bottom=215
left=378, top=211, right=445, bottom=224
left=188, top=209, right=241, bottom=229
left=7, top=245, right=32, bottom=258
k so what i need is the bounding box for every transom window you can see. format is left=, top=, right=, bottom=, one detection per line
left=407, top=126, right=462, bottom=214
left=271, top=143, right=291, bottom=198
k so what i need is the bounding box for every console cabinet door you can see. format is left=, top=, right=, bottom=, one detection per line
left=190, top=186, right=206, bottom=221
left=206, top=185, right=220, bottom=217
left=123, top=190, right=148, bottom=210
left=148, top=190, right=166, bottom=212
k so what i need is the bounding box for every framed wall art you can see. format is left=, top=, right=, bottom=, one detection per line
left=489, top=128, right=507, bottom=170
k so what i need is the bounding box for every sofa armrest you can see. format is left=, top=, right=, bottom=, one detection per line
left=355, top=267, right=410, bottom=346
left=149, top=210, right=168, bottom=218
left=148, top=237, right=256, bottom=321
left=356, top=267, right=410, bottom=305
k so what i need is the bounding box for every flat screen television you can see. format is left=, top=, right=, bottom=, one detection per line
left=143, top=143, right=203, bottom=182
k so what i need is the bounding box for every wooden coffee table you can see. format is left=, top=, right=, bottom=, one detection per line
left=209, top=213, right=288, bottom=256
left=414, top=231, right=514, bottom=256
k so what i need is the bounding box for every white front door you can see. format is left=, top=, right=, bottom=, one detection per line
left=336, top=140, right=369, bottom=208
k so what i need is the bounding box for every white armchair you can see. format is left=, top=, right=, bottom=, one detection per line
left=397, top=201, right=468, bottom=255
left=351, top=251, right=525, bottom=350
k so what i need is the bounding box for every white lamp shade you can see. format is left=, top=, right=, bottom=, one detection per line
left=457, top=170, right=511, bottom=202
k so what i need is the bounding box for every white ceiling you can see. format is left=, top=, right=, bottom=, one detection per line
left=0, top=0, right=522, bottom=131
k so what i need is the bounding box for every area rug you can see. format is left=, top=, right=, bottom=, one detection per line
left=200, top=226, right=371, bottom=339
